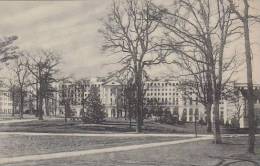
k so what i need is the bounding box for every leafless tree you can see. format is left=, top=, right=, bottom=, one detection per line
left=227, top=0, right=259, bottom=154
left=59, top=80, right=74, bottom=123
left=26, top=49, right=61, bottom=120
left=155, top=0, right=240, bottom=143
left=74, top=79, right=90, bottom=117
left=10, top=54, right=29, bottom=119
left=100, top=0, right=165, bottom=132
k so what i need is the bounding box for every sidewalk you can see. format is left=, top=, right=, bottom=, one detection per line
left=0, top=116, right=62, bottom=124
left=0, top=119, right=37, bottom=124
left=0, top=131, right=212, bottom=137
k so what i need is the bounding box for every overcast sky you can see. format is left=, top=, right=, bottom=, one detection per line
left=0, top=0, right=259, bottom=83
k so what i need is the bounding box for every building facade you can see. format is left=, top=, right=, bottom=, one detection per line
left=0, top=78, right=13, bottom=114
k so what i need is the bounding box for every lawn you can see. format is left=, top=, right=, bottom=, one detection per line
left=0, top=118, right=208, bottom=134
left=0, top=134, right=186, bottom=158
left=2, top=136, right=259, bottom=166
left=0, top=118, right=259, bottom=134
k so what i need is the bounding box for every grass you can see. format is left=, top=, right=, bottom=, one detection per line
left=0, top=134, right=185, bottom=158
left=2, top=136, right=260, bottom=166
left=0, top=118, right=208, bottom=134
left=0, top=118, right=259, bottom=134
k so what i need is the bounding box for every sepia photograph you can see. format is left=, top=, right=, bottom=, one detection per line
left=0, top=0, right=259, bottom=165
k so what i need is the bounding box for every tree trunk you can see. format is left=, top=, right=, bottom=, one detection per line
left=11, top=92, right=15, bottom=116
left=19, top=89, right=24, bottom=119
left=38, top=82, right=44, bottom=120
left=212, top=99, right=222, bottom=144
left=205, top=103, right=212, bottom=133
left=36, top=82, right=39, bottom=117
left=211, top=71, right=222, bottom=144
left=45, top=97, right=49, bottom=116
left=243, top=9, right=256, bottom=153
left=194, top=116, right=198, bottom=137
left=135, top=71, right=142, bottom=133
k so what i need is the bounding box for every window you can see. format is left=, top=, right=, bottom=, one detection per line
left=183, top=109, right=187, bottom=121
left=189, top=109, right=193, bottom=122
left=220, top=111, right=224, bottom=121
left=195, top=109, right=199, bottom=120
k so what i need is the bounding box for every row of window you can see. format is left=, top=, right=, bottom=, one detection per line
left=146, top=93, right=179, bottom=96
left=183, top=98, right=198, bottom=105
left=183, top=108, right=199, bottom=121
left=146, top=82, right=179, bottom=86
left=147, top=88, right=177, bottom=91
left=145, top=98, right=179, bottom=105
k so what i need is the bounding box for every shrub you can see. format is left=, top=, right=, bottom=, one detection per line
left=158, top=110, right=178, bottom=125
left=81, top=86, right=105, bottom=124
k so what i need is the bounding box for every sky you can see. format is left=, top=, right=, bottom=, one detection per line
left=0, top=0, right=259, bottom=83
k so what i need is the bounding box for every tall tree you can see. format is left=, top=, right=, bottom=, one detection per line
left=10, top=54, right=29, bottom=118
left=26, top=49, right=61, bottom=120
left=156, top=0, right=238, bottom=143
left=100, top=0, right=164, bottom=132
left=227, top=0, right=259, bottom=154
left=7, top=79, right=19, bottom=116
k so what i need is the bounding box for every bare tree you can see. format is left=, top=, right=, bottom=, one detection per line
left=6, top=79, right=19, bottom=116
left=26, top=49, right=61, bottom=120
left=74, top=79, right=90, bottom=117
left=155, top=0, right=239, bottom=143
left=113, top=67, right=137, bottom=128
left=100, top=0, right=164, bottom=132
left=227, top=0, right=259, bottom=154
left=59, top=80, right=73, bottom=123
left=176, top=57, right=214, bottom=133
left=10, top=54, right=29, bottom=119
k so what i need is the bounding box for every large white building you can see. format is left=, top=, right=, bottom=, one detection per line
left=0, top=78, right=12, bottom=114
left=144, top=79, right=205, bottom=122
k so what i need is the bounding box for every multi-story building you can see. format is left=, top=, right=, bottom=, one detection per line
left=101, top=79, right=124, bottom=118
left=233, top=83, right=260, bottom=128
left=0, top=78, right=12, bottom=114
left=58, top=79, right=90, bottom=116
left=58, top=77, right=125, bottom=118
left=37, top=77, right=259, bottom=129
left=144, top=79, right=205, bottom=122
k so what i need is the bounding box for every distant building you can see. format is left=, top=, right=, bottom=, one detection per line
left=58, top=79, right=90, bottom=117
left=234, top=83, right=260, bottom=128
left=0, top=78, right=12, bottom=114
left=144, top=79, right=205, bottom=122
